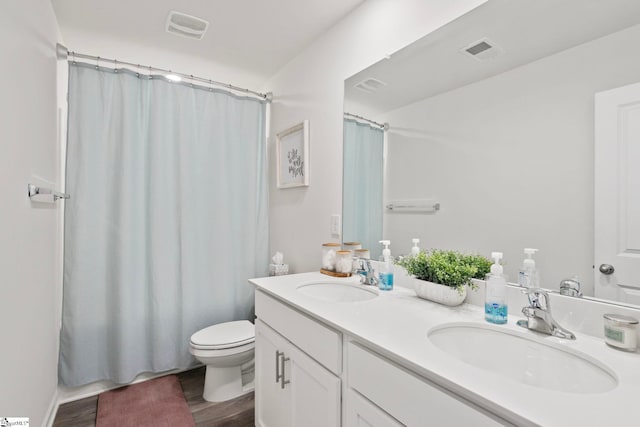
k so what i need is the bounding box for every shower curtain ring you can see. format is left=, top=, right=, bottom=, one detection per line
left=149, top=65, right=152, bottom=79
left=114, top=59, right=118, bottom=73
left=96, top=56, right=100, bottom=69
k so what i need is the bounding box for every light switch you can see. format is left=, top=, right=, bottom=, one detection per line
left=330, top=214, right=341, bottom=237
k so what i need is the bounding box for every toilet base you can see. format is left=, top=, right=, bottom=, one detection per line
left=203, top=364, right=255, bottom=402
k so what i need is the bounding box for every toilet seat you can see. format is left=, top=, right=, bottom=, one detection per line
left=190, top=320, right=255, bottom=350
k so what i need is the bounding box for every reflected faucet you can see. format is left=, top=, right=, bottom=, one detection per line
left=559, top=277, right=582, bottom=298
left=355, top=258, right=379, bottom=287
left=517, top=288, right=576, bottom=340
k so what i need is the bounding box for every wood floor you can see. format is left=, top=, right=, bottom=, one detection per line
left=53, top=367, right=255, bottom=427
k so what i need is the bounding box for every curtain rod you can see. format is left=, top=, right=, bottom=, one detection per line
left=344, top=112, right=388, bottom=130
left=56, top=43, right=272, bottom=102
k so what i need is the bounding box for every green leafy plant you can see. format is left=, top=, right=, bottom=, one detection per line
left=396, top=249, right=491, bottom=294
left=464, top=253, right=492, bottom=279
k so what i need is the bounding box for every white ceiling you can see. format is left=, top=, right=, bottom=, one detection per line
left=51, top=0, right=365, bottom=82
left=345, top=0, right=640, bottom=116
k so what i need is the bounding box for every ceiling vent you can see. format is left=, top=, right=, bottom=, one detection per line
left=166, top=11, right=209, bottom=40
left=460, top=38, right=504, bottom=61
left=354, top=77, right=387, bottom=93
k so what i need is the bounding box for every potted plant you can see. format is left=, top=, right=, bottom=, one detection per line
left=396, top=250, right=491, bottom=306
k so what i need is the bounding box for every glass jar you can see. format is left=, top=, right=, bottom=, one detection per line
left=343, top=242, right=362, bottom=253
left=321, top=243, right=341, bottom=271
left=603, top=313, right=638, bottom=351
left=335, top=250, right=354, bottom=274
left=353, top=248, right=370, bottom=259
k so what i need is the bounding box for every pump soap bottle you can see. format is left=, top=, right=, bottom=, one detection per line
left=518, top=248, right=539, bottom=288
left=485, top=252, right=508, bottom=324
left=411, top=238, right=420, bottom=256
left=378, top=240, right=394, bottom=291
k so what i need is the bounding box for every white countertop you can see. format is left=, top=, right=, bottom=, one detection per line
left=250, top=272, right=640, bottom=427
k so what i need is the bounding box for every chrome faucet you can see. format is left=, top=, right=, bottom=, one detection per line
left=355, top=258, right=379, bottom=287
left=516, top=288, right=576, bottom=340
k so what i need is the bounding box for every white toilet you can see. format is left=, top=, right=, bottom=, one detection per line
left=189, top=320, right=255, bottom=402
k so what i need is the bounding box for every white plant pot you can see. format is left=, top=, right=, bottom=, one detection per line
left=411, top=278, right=467, bottom=306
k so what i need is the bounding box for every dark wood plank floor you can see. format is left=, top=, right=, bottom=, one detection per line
left=53, top=367, right=255, bottom=427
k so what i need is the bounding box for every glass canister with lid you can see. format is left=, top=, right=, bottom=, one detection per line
left=335, top=250, right=354, bottom=274
left=353, top=248, right=370, bottom=259
left=321, top=243, right=341, bottom=272
left=343, top=242, right=362, bottom=253
left=603, top=313, right=638, bottom=351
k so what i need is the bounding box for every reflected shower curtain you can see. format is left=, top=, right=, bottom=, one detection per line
left=343, top=119, right=384, bottom=259
left=60, top=63, right=268, bottom=386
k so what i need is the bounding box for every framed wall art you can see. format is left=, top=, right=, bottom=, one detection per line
left=276, top=120, right=309, bottom=188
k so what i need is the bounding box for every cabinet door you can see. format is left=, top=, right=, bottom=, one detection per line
left=255, top=320, right=292, bottom=427
left=287, top=341, right=342, bottom=427
left=345, top=389, right=404, bottom=427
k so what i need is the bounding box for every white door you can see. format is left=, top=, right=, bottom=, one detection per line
left=595, top=82, right=640, bottom=304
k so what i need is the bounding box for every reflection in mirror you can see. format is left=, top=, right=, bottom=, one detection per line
left=342, top=113, right=385, bottom=259
left=343, top=0, right=640, bottom=307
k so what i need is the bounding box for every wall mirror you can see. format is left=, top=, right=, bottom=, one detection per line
left=342, top=0, right=640, bottom=307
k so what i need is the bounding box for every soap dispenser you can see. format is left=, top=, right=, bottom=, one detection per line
left=518, top=248, right=539, bottom=288
left=378, top=240, right=394, bottom=291
left=411, top=238, right=420, bottom=256
left=485, top=252, right=508, bottom=324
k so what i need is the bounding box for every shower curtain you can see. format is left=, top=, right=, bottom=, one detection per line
left=59, top=63, right=268, bottom=386
left=342, top=119, right=384, bottom=259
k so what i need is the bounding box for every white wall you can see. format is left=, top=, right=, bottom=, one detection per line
left=0, top=0, right=63, bottom=425
left=264, top=0, right=487, bottom=273
left=380, top=25, right=640, bottom=295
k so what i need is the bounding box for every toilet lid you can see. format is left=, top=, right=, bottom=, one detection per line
left=190, top=320, right=255, bottom=349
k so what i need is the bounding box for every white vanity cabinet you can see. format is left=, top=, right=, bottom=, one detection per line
left=255, top=290, right=341, bottom=427
left=254, top=287, right=511, bottom=427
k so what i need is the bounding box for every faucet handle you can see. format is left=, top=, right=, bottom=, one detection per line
left=521, top=287, right=550, bottom=310
left=522, top=287, right=548, bottom=296
left=356, top=257, right=372, bottom=271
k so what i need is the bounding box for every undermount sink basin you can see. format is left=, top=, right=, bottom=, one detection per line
left=297, top=281, right=378, bottom=303
left=428, top=323, right=617, bottom=394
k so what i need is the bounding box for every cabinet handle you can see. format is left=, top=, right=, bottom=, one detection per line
left=280, top=354, right=291, bottom=389
left=275, top=350, right=284, bottom=383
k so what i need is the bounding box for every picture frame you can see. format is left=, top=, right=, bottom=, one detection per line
left=276, top=120, right=310, bottom=188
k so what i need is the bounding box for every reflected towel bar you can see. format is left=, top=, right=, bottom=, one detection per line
left=386, top=200, right=439, bottom=213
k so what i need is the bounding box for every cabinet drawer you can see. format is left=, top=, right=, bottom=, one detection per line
left=347, top=342, right=509, bottom=426
left=345, top=389, right=403, bottom=427
left=256, top=290, right=342, bottom=375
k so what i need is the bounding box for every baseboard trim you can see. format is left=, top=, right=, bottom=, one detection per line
left=43, top=388, right=59, bottom=427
